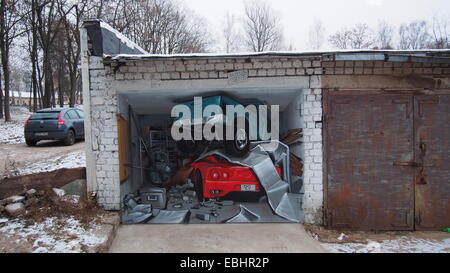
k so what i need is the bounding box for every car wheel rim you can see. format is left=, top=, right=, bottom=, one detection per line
left=235, top=128, right=248, bottom=150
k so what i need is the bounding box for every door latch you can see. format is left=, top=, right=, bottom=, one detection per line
left=393, top=161, right=422, bottom=167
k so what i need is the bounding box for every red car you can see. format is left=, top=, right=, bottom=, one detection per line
left=191, top=156, right=282, bottom=201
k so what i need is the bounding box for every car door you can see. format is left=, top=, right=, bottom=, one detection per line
left=66, top=110, right=83, bottom=137
left=75, top=109, right=85, bottom=136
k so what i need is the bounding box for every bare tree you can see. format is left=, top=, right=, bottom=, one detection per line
left=223, top=12, right=240, bottom=53
left=243, top=0, right=283, bottom=52
left=90, top=0, right=210, bottom=54
left=0, top=0, right=28, bottom=121
left=308, top=19, right=326, bottom=50
left=328, top=23, right=374, bottom=49
left=375, top=20, right=394, bottom=49
left=398, top=20, right=431, bottom=50
left=430, top=15, right=449, bottom=49
left=35, top=0, right=74, bottom=108
left=328, top=28, right=352, bottom=49
left=58, top=0, right=88, bottom=107
left=349, top=23, right=374, bottom=49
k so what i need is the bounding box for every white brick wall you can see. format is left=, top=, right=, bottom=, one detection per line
left=300, top=88, right=323, bottom=224
left=84, top=55, right=324, bottom=224
left=87, top=56, right=121, bottom=210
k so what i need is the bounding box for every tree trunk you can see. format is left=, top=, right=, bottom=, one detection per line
left=58, top=68, right=64, bottom=107
left=49, top=65, right=55, bottom=107
left=2, top=47, right=11, bottom=121
left=31, top=0, right=38, bottom=112
left=36, top=60, right=43, bottom=109
left=42, top=53, right=51, bottom=108
left=0, top=0, right=10, bottom=121
left=0, top=72, right=3, bottom=119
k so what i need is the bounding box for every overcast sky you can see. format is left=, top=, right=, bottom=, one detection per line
left=185, top=0, right=450, bottom=51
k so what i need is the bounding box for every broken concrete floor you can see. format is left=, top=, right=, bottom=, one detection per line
left=109, top=223, right=327, bottom=253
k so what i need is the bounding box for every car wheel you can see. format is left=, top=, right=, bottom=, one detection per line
left=25, top=139, right=37, bottom=146
left=194, top=169, right=205, bottom=202
left=64, top=129, right=76, bottom=146
left=225, top=119, right=250, bottom=157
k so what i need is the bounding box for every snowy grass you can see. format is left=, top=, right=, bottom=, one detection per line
left=0, top=106, right=31, bottom=145
left=0, top=121, right=25, bottom=144
left=322, top=237, right=450, bottom=253
left=17, top=151, right=86, bottom=176
left=0, top=216, right=106, bottom=253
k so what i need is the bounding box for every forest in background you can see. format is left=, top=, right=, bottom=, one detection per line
left=0, top=0, right=448, bottom=121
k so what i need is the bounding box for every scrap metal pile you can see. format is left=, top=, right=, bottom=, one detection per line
left=122, top=139, right=304, bottom=224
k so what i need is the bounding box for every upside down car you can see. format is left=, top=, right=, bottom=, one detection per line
left=174, top=95, right=270, bottom=157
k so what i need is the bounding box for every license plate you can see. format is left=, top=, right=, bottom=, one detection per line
left=240, top=184, right=256, bottom=191
left=35, top=132, right=48, bottom=136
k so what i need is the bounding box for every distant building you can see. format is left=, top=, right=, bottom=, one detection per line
left=9, top=91, right=32, bottom=106
left=8, top=91, right=65, bottom=107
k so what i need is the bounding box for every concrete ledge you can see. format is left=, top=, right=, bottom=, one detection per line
left=0, top=168, right=86, bottom=199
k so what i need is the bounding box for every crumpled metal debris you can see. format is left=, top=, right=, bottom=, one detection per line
left=122, top=203, right=153, bottom=224
left=226, top=205, right=260, bottom=223
left=147, top=209, right=190, bottom=224
left=197, top=140, right=302, bottom=223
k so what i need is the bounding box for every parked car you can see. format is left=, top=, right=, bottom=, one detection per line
left=24, top=108, right=85, bottom=146
left=174, top=95, right=269, bottom=157
left=191, top=155, right=281, bottom=201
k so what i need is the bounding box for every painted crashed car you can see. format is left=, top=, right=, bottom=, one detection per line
left=173, top=95, right=269, bottom=157
left=191, top=155, right=282, bottom=201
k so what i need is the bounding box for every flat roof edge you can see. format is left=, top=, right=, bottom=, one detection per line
left=103, top=49, right=450, bottom=63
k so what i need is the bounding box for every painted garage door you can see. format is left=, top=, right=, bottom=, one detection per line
left=325, top=91, right=450, bottom=231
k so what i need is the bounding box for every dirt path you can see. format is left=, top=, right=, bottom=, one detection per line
left=0, top=141, right=85, bottom=177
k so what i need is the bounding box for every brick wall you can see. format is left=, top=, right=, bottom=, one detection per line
left=323, top=60, right=450, bottom=75
left=87, top=55, right=325, bottom=224
left=88, top=56, right=121, bottom=210
left=300, top=88, right=324, bottom=224
left=108, top=57, right=323, bottom=81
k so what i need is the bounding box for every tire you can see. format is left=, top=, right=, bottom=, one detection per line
left=224, top=119, right=250, bottom=157
left=64, top=129, right=76, bottom=146
left=25, top=139, right=37, bottom=146
left=194, top=169, right=205, bottom=202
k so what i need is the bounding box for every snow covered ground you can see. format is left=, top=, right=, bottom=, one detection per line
left=0, top=106, right=30, bottom=145
left=321, top=237, right=450, bottom=253
left=0, top=122, right=25, bottom=144
left=0, top=216, right=107, bottom=253
left=17, top=151, right=86, bottom=176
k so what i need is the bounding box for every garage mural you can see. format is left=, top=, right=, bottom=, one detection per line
left=81, top=20, right=450, bottom=230
left=117, top=91, right=305, bottom=224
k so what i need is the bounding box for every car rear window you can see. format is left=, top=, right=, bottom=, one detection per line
left=76, top=109, right=84, bottom=118
left=66, top=110, right=80, bottom=119
left=30, top=112, right=60, bottom=120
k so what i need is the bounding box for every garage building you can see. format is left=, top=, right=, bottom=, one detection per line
left=81, top=20, right=450, bottom=230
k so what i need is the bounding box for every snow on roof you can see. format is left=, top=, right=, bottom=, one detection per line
left=10, top=91, right=32, bottom=98
left=106, top=49, right=450, bottom=62
left=99, top=21, right=148, bottom=55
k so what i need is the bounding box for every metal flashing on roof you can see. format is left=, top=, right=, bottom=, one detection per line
left=103, top=50, right=450, bottom=65
left=334, top=53, right=386, bottom=61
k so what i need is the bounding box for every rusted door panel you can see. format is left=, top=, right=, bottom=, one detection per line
left=414, top=95, right=450, bottom=230
left=327, top=94, right=415, bottom=230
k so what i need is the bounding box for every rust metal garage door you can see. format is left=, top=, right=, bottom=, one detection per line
left=324, top=91, right=450, bottom=231
left=414, top=95, right=450, bottom=230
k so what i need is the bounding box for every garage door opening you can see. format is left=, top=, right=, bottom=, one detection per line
left=116, top=87, right=306, bottom=224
